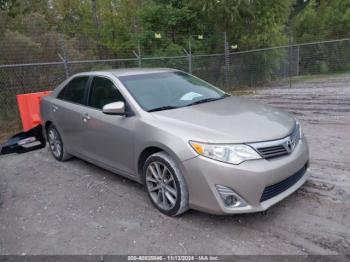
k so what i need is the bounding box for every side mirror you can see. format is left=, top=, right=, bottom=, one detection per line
left=102, top=101, right=125, bottom=115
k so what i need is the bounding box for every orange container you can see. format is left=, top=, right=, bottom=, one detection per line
left=16, top=91, right=51, bottom=131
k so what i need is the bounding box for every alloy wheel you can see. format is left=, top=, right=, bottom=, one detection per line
left=145, top=161, right=178, bottom=211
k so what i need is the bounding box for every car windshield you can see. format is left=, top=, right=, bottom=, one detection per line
left=119, top=71, right=228, bottom=112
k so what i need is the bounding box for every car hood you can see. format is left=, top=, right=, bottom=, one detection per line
left=151, top=96, right=296, bottom=143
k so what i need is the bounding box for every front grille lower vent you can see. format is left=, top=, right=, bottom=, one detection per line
left=260, top=165, right=307, bottom=202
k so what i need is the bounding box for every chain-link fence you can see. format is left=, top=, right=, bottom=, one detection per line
left=1, top=36, right=350, bottom=138
left=228, top=38, right=350, bottom=88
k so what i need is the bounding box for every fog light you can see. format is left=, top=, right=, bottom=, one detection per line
left=216, top=185, right=248, bottom=208
left=224, top=195, right=238, bottom=206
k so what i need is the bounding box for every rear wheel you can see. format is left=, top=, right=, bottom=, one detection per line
left=143, top=152, right=189, bottom=216
left=47, top=124, right=72, bottom=161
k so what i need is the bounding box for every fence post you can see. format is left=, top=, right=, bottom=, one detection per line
left=58, top=37, right=70, bottom=79
left=183, top=39, right=192, bottom=74
left=132, top=41, right=142, bottom=68
left=296, top=44, right=300, bottom=76
left=138, top=41, right=142, bottom=68
left=188, top=39, right=192, bottom=74
left=224, top=32, right=230, bottom=87
left=58, top=37, right=70, bottom=78
left=288, top=28, right=293, bottom=88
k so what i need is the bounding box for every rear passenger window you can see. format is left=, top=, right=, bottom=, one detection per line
left=89, top=77, right=125, bottom=109
left=57, top=77, right=89, bottom=105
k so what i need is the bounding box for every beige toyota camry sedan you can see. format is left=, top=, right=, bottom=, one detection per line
left=40, top=68, right=310, bottom=216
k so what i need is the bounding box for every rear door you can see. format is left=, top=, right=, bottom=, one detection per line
left=79, top=76, right=135, bottom=175
left=51, top=76, right=90, bottom=155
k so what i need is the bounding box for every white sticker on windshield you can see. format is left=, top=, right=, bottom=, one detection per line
left=180, top=92, right=203, bottom=101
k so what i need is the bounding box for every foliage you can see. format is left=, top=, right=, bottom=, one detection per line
left=196, top=0, right=293, bottom=49
left=292, top=0, right=350, bottom=42
left=292, top=0, right=350, bottom=74
left=0, top=0, right=350, bottom=82
left=0, top=0, right=296, bottom=57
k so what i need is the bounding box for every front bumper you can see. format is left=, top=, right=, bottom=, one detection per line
left=182, top=137, right=309, bottom=214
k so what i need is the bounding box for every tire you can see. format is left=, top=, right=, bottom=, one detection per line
left=143, top=151, right=189, bottom=216
left=46, top=124, right=72, bottom=161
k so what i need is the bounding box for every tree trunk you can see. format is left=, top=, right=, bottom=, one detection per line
left=91, top=0, right=102, bottom=58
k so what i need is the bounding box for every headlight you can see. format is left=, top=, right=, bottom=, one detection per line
left=296, top=121, right=303, bottom=139
left=189, top=141, right=262, bottom=165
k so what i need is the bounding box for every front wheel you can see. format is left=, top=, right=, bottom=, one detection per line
left=143, top=152, right=189, bottom=216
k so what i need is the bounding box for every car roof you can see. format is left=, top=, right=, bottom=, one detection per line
left=75, top=68, right=179, bottom=78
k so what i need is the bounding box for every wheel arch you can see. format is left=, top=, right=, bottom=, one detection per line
left=137, top=144, right=184, bottom=184
left=45, top=120, right=53, bottom=131
left=43, top=120, right=53, bottom=140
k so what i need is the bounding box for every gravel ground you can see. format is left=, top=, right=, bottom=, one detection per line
left=0, top=76, right=349, bottom=255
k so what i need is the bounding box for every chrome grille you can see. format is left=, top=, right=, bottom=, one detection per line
left=250, top=122, right=301, bottom=160
left=257, top=145, right=289, bottom=159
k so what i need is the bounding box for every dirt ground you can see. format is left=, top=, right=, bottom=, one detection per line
left=0, top=76, right=349, bottom=255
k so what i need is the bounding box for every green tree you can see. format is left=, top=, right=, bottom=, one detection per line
left=195, top=0, right=293, bottom=49
left=292, top=0, right=350, bottom=74
left=293, top=0, right=350, bottom=42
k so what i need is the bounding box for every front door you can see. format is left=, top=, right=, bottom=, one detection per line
left=79, top=76, right=135, bottom=175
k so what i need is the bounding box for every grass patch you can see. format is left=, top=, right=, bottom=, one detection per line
left=291, top=71, right=350, bottom=84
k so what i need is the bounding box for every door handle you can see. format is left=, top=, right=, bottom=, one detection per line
left=82, top=114, right=91, bottom=123
left=52, top=105, right=59, bottom=112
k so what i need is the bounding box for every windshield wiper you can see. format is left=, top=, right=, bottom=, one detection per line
left=185, top=94, right=230, bottom=107
left=148, top=106, right=179, bottom=112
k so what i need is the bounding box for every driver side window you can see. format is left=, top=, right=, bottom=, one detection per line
left=57, top=76, right=89, bottom=105
left=89, top=77, right=125, bottom=110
